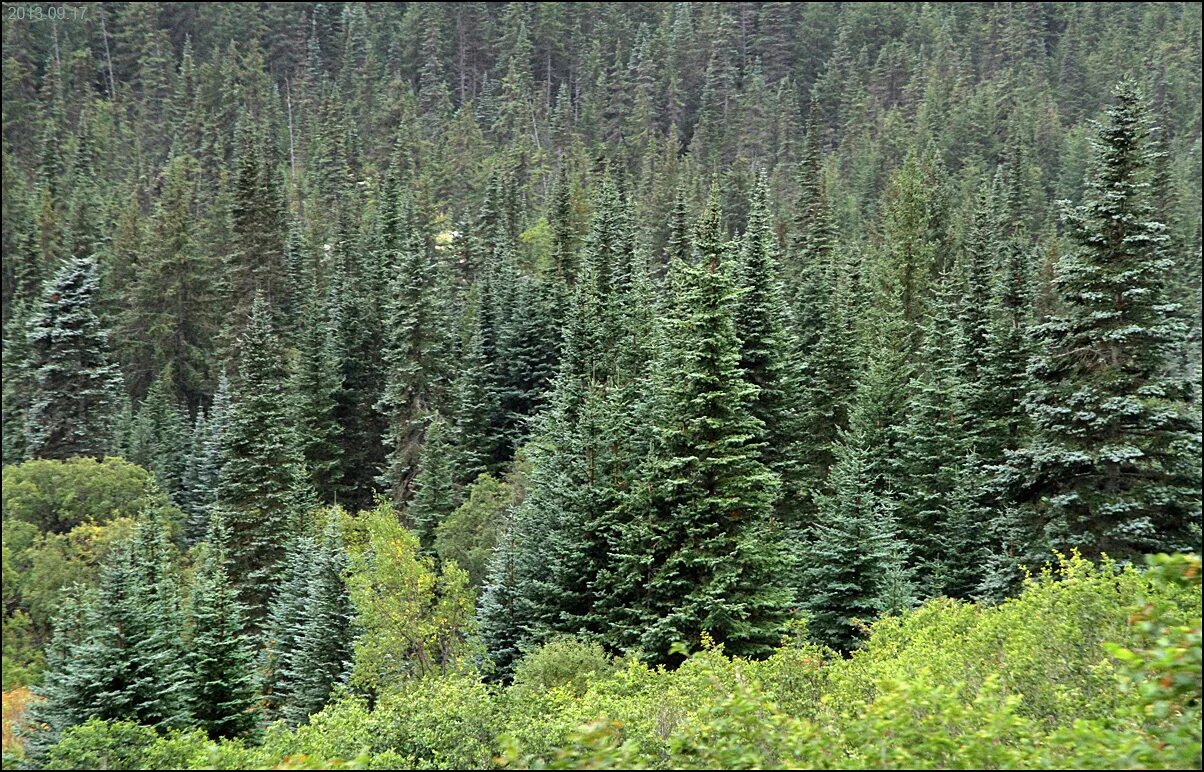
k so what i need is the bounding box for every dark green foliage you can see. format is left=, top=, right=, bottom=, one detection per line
left=24, top=256, right=125, bottom=460
left=2, top=6, right=1202, bottom=763
left=330, top=233, right=388, bottom=513
left=732, top=179, right=807, bottom=524
left=291, top=287, right=344, bottom=504
left=406, top=414, right=462, bottom=553
left=217, top=296, right=313, bottom=620
left=128, top=372, right=191, bottom=503
left=185, top=518, right=259, bottom=739
left=377, top=202, right=454, bottom=503
left=615, top=194, right=794, bottom=663
left=801, top=423, right=912, bottom=651
left=120, top=155, right=218, bottom=409
left=1000, top=83, right=1202, bottom=569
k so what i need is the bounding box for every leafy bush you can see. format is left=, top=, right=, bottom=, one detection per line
left=2, top=458, right=168, bottom=534
left=511, top=637, right=619, bottom=698
left=434, top=474, right=511, bottom=588
left=34, top=553, right=1202, bottom=770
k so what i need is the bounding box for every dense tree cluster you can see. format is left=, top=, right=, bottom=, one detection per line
left=1, top=1, right=1200, bottom=764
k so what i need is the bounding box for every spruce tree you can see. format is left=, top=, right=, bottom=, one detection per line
left=260, top=535, right=313, bottom=722
left=732, top=179, right=807, bottom=525
left=186, top=517, right=259, bottom=739
left=25, top=256, right=125, bottom=460
left=618, top=193, right=793, bottom=663
left=129, top=370, right=192, bottom=503
left=449, top=292, right=503, bottom=483
left=121, top=154, right=217, bottom=408
left=796, top=246, right=861, bottom=511
left=291, top=285, right=344, bottom=503
left=217, top=295, right=314, bottom=621
left=800, top=424, right=912, bottom=652
left=1000, top=82, right=1202, bottom=566
left=182, top=374, right=232, bottom=545
left=282, top=517, right=354, bottom=726
left=406, top=414, right=462, bottom=553
left=2, top=298, right=36, bottom=463
left=331, top=227, right=388, bottom=512
left=24, top=515, right=191, bottom=756
left=893, top=278, right=979, bottom=597
left=377, top=201, right=454, bottom=504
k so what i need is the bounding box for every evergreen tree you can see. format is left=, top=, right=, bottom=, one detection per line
left=1000, top=82, right=1202, bottom=568
left=616, top=193, right=793, bottom=663
left=377, top=203, right=453, bottom=503
left=893, top=278, right=979, bottom=597
left=2, top=298, right=36, bottom=463
left=800, top=424, right=912, bottom=652
left=406, top=414, right=462, bottom=553
left=217, top=295, right=314, bottom=621
left=25, top=256, right=125, bottom=460
left=182, top=374, right=232, bottom=545
left=24, top=516, right=191, bottom=756
left=331, top=227, right=388, bottom=512
left=260, top=535, right=313, bottom=722
left=282, top=517, right=354, bottom=726
left=796, top=246, right=861, bottom=511
left=186, top=517, right=259, bottom=739
left=449, top=293, right=503, bottom=483
left=291, top=285, right=344, bottom=503
left=732, top=179, right=807, bottom=525
left=129, top=370, right=191, bottom=502
left=121, top=154, right=218, bottom=408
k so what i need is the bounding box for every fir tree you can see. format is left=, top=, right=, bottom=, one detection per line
left=732, top=179, right=807, bottom=525
left=800, top=424, right=912, bottom=652
left=25, top=256, right=125, bottom=460
left=1001, top=82, right=1202, bottom=568
left=893, top=278, right=977, bottom=597
left=282, top=517, right=354, bottom=726
left=217, top=295, right=314, bottom=621
left=617, top=193, right=793, bottom=663
left=406, top=414, right=462, bottom=553
left=129, top=370, right=191, bottom=503
left=377, top=203, right=453, bottom=503
left=182, top=374, right=232, bottom=545
left=24, top=515, right=191, bottom=757
left=292, top=285, right=344, bottom=503
left=121, top=154, right=218, bottom=408
left=186, top=517, right=259, bottom=739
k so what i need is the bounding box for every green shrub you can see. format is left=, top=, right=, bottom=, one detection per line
left=35, top=553, right=1203, bottom=770
left=2, top=457, right=169, bottom=534
left=511, top=637, right=619, bottom=698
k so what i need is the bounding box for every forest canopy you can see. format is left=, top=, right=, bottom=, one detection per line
left=1, top=2, right=1201, bottom=770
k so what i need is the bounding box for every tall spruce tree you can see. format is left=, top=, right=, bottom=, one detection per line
left=186, top=517, right=259, bottom=739
left=282, top=517, right=354, bottom=725
left=24, top=256, right=125, bottom=460
left=377, top=201, right=453, bottom=503
left=616, top=193, right=793, bottom=663
left=217, top=295, right=314, bottom=621
left=291, top=284, right=344, bottom=503
left=732, top=179, right=807, bottom=525
left=1000, top=82, right=1202, bottom=568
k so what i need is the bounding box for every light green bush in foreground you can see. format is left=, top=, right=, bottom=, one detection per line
left=28, top=553, right=1202, bottom=770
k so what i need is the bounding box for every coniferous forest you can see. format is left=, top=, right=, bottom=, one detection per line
left=2, top=3, right=1202, bottom=769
